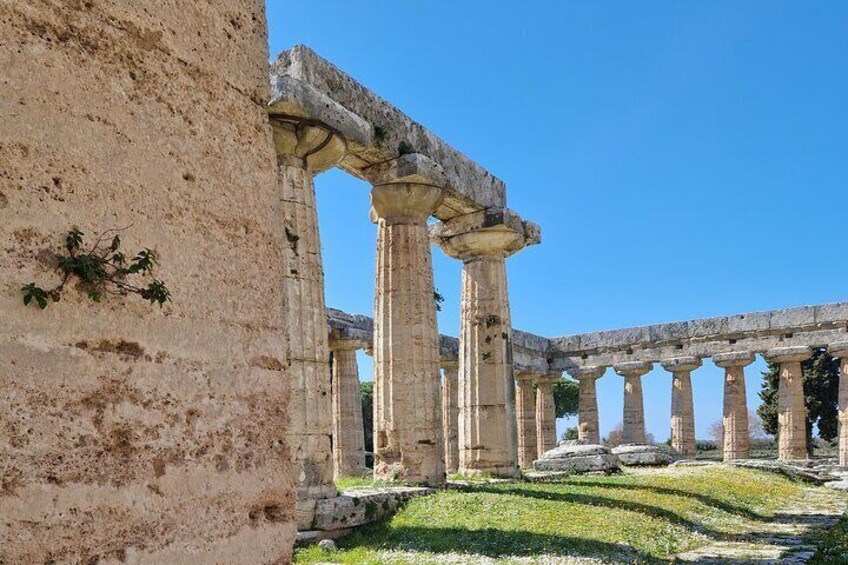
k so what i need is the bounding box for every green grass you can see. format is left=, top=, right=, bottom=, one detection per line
left=809, top=511, right=848, bottom=564
left=297, top=466, right=847, bottom=564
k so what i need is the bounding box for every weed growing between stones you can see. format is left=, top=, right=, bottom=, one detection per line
left=21, top=227, right=170, bottom=309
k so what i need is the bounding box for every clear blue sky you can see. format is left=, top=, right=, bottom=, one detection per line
left=267, top=2, right=848, bottom=441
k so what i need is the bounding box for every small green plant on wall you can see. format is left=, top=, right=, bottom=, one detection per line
left=21, top=227, right=171, bottom=310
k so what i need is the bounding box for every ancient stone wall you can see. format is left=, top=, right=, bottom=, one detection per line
left=0, top=1, right=296, bottom=562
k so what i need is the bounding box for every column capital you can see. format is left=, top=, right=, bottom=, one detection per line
left=613, top=361, right=652, bottom=377
left=515, top=372, right=541, bottom=384
left=365, top=154, right=447, bottom=225
left=270, top=117, right=347, bottom=173
left=829, top=342, right=848, bottom=359
left=713, top=351, right=756, bottom=368
left=765, top=346, right=813, bottom=364
left=535, top=373, right=562, bottom=386
left=430, top=208, right=541, bottom=262
left=661, top=356, right=702, bottom=373
left=566, top=366, right=606, bottom=381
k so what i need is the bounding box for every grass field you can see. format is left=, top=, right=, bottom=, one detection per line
left=295, top=466, right=847, bottom=564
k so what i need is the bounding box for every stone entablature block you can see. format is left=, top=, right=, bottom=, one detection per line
left=271, top=45, right=506, bottom=218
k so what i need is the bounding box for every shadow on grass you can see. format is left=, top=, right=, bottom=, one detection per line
left=339, top=524, right=665, bottom=564
left=569, top=480, right=765, bottom=521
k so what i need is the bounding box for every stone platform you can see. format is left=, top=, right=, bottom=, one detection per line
left=611, top=444, right=672, bottom=466
left=310, top=486, right=435, bottom=532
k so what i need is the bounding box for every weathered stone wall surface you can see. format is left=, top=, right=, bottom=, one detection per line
left=0, top=2, right=296, bottom=563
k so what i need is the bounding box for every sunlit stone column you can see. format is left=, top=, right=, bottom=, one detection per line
left=614, top=362, right=652, bottom=444
left=536, top=374, right=561, bottom=457
left=515, top=373, right=538, bottom=468
left=367, top=155, right=445, bottom=485
left=714, top=351, right=755, bottom=461
left=433, top=209, right=539, bottom=477
left=766, top=346, right=812, bottom=461
left=661, top=356, right=701, bottom=458
left=271, top=118, right=347, bottom=528
left=832, top=343, right=848, bottom=468
left=567, top=366, right=605, bottom=444
left=441, top=360, right=460, bottom=474
left=330, top=337, right=367, bottom=479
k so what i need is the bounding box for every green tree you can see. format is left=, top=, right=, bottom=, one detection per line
left=757, top=347, right=839, bottom=454
left=553, top=379, right=579, bottom=419
left=360, top=381, right=374, bottom=455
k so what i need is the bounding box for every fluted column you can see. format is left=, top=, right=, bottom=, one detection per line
left=536, top=374, right=560, bottom=457
left=271, top=118, right=346, bottom=528
left=330, top=338, right=367, bottom=479
left=766, top=347, right=812, bottom=461
left=832, top=343, right=848, bottom=468
left=368, top=159, right=445, bottom=485
left=614, top=362, right=652, bottom=444
left=433, top=210, right=538, bottom=477
left=661, top=356, right=701, bottom=458
left=515, top=373, right=538, bottom=468
left=441, top=360, right=460, bottom=474
left=567, top=366, right=605, bottom=444
left=714, top=351, right=755, bottom=461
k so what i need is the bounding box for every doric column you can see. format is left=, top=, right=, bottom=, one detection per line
left=661, top=356, right=701, bottom=458
left=366, top=154, right=446, bottom=485
left=536, top=374, right=561, bottom=457
left=567, top=366, right=605, bottom=444
left=329, top=337, right=368, bottom=479
left=766, top=346, right=812, bottom=461
left=832, top=343, right=848, bottom=468
left=613, top=362, right=652, bottom=444
left=514, top=373, right=538, bottom=468
left=271, top=117, right=347, bottom=528
left=432, top=209, right=539, bottom=477
left=714, top=351, right=755, bottom=461
left=441, top=360, right=460, bottom=474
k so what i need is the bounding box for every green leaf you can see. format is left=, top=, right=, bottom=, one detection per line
left=110, top=235, right=121, bottom=251
left=36, top=296, right=47, bottom=309
left=23, top=294, right=32, bottom=306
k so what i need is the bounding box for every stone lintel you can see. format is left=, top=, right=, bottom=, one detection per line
left=661, top=356, right=702, bottom=373
left=613, top=361, right=653, bottom=377
left=829, top=341, right=848, bottom=358
left=328, top=334, right=369, bottom=352
left=713, top=351, right=756, bottom=368
left=765, top=346, right=813, bottom=364
left=566, top=366, right=606, bottom=380
left=271, top=45, right=506, bottom=218
left=268, top=75, right=372, bottom=148
left=430, top=208, right=542, bottom=261
left=515, top=372, right=541, bottom=383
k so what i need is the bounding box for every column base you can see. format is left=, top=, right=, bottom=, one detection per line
left=458, top=464, right=520, bottom=479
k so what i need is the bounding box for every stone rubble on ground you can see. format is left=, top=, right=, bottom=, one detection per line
left=531, top=442, right=620, bottom=474
left=611, top=444, right=672, bottom=466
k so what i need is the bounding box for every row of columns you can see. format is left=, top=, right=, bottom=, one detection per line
left=564, top=343, right=848, bottom=465
left=275, top=113, right=537, bottom=528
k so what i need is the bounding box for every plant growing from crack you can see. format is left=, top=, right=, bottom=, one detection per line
left=21, top=227, right=171, bottom=310
left=434, top=289, right=445, bottom=312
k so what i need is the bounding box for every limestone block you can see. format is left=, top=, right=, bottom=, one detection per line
left=271, top=45, right=506, bottom=214
left=312, top=487, right=435, bottom=531
left=727, top=311, right=771, bottom=334
left=611, top=445, right=672, bottom=466
left=648, top=322, right=690, bottom=343
left=533, top=443, right=620, bottom=474
left=815, top=303, right=848, bottom=325
left=770, top=306, right=816, bottom=329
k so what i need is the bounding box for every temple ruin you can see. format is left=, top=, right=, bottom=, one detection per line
left=2, top=4, right=847, bottom=563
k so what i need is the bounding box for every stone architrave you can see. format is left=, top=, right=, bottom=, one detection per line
left=365, top=154, right=446, bottom=486
left=515, top=373, right=539, bottom=468
left=432, top=209, right=539, bottom=477
left=661, top=356, right=701, bottom=458
left=271, top=118, right=348, bottom=528
left=713, top=351, right=755, bottom=461
left=766, top=346, right=813, bottom=461
left=567, top=366, right=605, bottom=444
left=613, top=362, right=653, bottom=445
left=441, top=360, right=460, bottom=474
left=536, top=374, right=561, bottom=457
left=829, top=342, right=848, bottom=468
left=330, top=337, right=368, bottom=479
